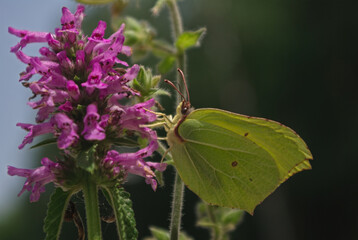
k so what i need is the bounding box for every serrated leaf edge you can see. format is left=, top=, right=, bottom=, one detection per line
left=43, top=188, right=74, bottom=240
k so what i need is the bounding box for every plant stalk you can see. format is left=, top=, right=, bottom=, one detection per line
left=167, top=0, right=187, bottom=101
left=167, top=1, right=187, bottom=240
left=169, top=170, right=185, bottom=240
left=82, top=174, right=102, bottom=240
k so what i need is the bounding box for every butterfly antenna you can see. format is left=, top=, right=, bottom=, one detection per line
left=177, top=68, right=190, bottom=103
left=164, top=79, right=186, bottom=101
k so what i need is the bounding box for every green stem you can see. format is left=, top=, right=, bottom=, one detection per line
left=169, top=171, right=185, bottom=240
left=82, top=174, right=102, bottom=240
left=167, top=0, right=183, bottom=40
left=152, top=40, right=177, bottom=55
left=166, top=1, right=187, bottom=240
left=167, top=0, right=187, bottom=101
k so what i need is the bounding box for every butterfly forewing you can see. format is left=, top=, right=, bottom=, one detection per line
left=169, top=108, right=312, bottom=214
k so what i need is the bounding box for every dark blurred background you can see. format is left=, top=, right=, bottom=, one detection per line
left=1, top=0, right=357, bottom=239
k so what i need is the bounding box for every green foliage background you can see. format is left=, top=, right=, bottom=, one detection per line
left=1, top=0, right=357, bottom=239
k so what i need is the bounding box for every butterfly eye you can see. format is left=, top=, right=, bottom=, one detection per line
left=181, top=107, right=188, bottom=115
left=181, top=102, right=192, bottom=115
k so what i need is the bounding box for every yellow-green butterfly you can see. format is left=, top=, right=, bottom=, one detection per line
left=160, top=69, right=312, bottom=214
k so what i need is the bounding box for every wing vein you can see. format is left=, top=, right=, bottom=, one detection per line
left=186, top=139, right=256, bottom=155
left=182, top=145, right=208, bottom=197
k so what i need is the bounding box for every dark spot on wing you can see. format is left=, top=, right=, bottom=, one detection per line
left=249, top=178, right=253, bottom=182
left=231, top=161, right=238, bottom=167
left=244, top=132, right=249, bottom=137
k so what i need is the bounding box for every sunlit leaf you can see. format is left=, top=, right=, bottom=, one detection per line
left=175, top=28, right=206, bottom=52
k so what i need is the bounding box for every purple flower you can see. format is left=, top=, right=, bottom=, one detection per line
left=82, top=104, right=106, bottom=141
left=101, top=98, right=165, bottom=189
left=103, top=150, right=166, bottom=191
left=7, top=158, right=61, bottom=202
left=17, top=122, right=54, bottom=149
left=119, top=98, right=158, bottom=128
left=8, top=27, right=48, bottom=52
left=58, top=101, right=73, bottom=112
left=81, top=62, right=107, bottom=95
left=66, top=80, right=80, bottom=100
left=9, top=5, right=164, bottom=199
left=51, top=113, right=79, bottom=149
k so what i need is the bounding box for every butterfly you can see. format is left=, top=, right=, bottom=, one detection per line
left=157, top=69, right=312, bottom=214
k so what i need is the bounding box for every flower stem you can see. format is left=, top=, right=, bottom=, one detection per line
left=82, top=174, right=102, bottom=240
left=151, top=40, right=177, bottom=55
left=167, top=1, right=187, bottom=240
left=167, top=0, right=187, bottom=100
left=169, top=170, right=185, bottom=240
left=167, top=0, right=183, bottom=41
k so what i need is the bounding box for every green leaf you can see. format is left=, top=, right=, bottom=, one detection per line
left=44, top=188, right=73, bottom=240
left=152, top=75, right=161, bottom=87
left=131, top=66, right=171, bottom=102
left=221, top=209, right=244, bottom=227
left=151, top=89, right=171, bottom=97
left=77, top=144, right=98, bottom=173
left=144, top=227, right=193, bottom=240
left=102, top=186, right=138, bottom=240
left=175, top=28, right=206, bottom=52
left=196, top=220, right=216, bottom=228
left=30, top=138, right=57, bottom=149
left=147, top=227, right=169, bottom=240
left=195, top=201, right=244, bottom=238
left=167, top=105, right=312, bottom=214
left=158, top=56, right=176, bottom=74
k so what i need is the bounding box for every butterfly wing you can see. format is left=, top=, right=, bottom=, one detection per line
left=169, top=108, right=312, bottom=214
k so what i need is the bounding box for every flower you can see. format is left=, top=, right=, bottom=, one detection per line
left=16, top=122, right=53, bottom=149
left=7, top=158, right=61, bottom=202
left=8, top=5, right=166, bottom=202
left=82, top=104, right=106, bottom=141
left=103, top=150, right=166, bottom=191
left=51, top=113, right=79, bottom=149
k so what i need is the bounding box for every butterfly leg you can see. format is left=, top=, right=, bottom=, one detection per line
left=160, top=144, right=173, bottom=163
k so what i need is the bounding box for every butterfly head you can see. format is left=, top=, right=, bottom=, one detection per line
left=180, top=99, right=192, bottom=116
left=165, top=68, right=192, bottom=117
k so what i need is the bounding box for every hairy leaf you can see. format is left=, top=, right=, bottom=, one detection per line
left=102, top=186, right=138, bottom=240
left=176, top=28, right=206, bottom=52
left=44, top=188, right=73, bottom=240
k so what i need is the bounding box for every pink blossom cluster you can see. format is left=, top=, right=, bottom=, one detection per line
left=8, top=6, right=165, bottom=202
